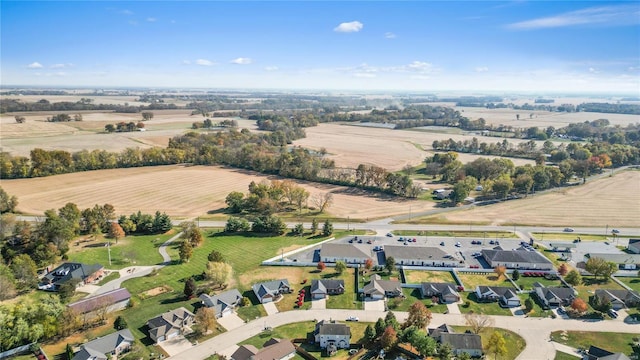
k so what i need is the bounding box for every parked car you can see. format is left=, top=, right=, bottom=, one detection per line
left=358, top=239, right=363, bottom=243
left=557, top=306, right=566, bottom=315
left=440, top=242, right=445, bottom=246
left=564, top=228, right=574, bottom=232
left=455, top=242, right=461, bottom=247
left=608, top=309, right=618, bottom=318
left=412, top=238, right=417, bottom=242
left=386, top=233, right=393, bottom=237
left=612, top=229, right=620, bottom=234
left=346, top=316, right=359, bottom=322
left=348, top=239, right=354, bottom=243
left=367, top=240, right=373, bottom=244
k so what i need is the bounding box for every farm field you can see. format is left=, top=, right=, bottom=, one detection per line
left=422, top=170, right=640, bottom=227
left=1, top=164, right=440, bottom=219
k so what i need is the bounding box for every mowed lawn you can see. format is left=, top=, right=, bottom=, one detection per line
left=514, top=276, right=564, bottom=291
left=456, top=272, right=515, bottom=290
left=67, top=233, right=174, bottom=269
left=453, top=326, right=525, bottom=360
left=615, top=276, right=640, bottom=292
left=573, top=276, right=626, bottom=303
left=459, top=292, right=513, bottom=316
left=391, top=288, right=448, bottom=313
left=404, top=270, right=457, bottom=284
left=550, top=331, right=638, bottom=355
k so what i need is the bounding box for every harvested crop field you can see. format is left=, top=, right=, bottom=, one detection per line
left=430, top=170, right=640, bottom=227
left=1, top=165, right=438, bottom=219
left=295, top=123, right=539, bottom=171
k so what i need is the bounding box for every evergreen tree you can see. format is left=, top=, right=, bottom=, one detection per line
left=184, top=277, right=197, bottom=298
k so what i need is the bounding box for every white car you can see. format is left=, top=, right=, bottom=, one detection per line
left=346, top=316, right=359, bottom=322
left=455, top=242, right=461, bottom=247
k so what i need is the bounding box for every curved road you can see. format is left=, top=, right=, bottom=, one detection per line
left=170, top=309, right=640, bottom=360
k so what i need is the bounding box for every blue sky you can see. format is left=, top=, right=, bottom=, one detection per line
left=1, top=1, right=639, bottom=93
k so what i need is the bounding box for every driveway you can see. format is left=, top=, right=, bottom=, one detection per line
left=263, top=302, right=279, bottom=315
left=159, top=336, right=194, bottom=356
left=312, top=297, right=327, bottom=310
left=446, top=302, right=461, bottom=315
left=364, top=298, right=386, bottom=311
left=217, top=313, right=245, bottom=331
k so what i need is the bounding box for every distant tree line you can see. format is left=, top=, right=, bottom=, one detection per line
left=0, top=98, right=177, bottom=114
left=105, top=121, right=145, bottom=133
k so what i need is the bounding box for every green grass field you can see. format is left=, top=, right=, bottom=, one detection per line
left=574, top=275, right=626, bottom=303
left=533, top=233, right=609, bottom=241
left=554, top=351, right=581, bottom=360
left=550, top=331, right=638, bottom=355
left=67, top=233, right=174, bottom=269
left=452, top=326, right=525, bottom=360
left=514, top=276, right=563, bottom=291
left=389, top=288, right=448, bottom=313
left=392, top=230, right=517, bottom=239
left=616, top=276, right=640, bottom=292
left=97, top=271, right=120, bottom=285
left=456, top=272, right=515, bottom=290
left=459, top=292, right=514, bottom=316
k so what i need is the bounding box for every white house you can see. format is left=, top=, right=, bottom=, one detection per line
left=314, top=320, right=350, bottom=351
left=384, top=246, right=458, bottom=267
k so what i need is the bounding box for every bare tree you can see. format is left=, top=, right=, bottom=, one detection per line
left=195, top=307, right=217, bottom=335
left=312, top=192, right=334, bottom=213
left=464, top=312, right=494, bottom=334
left=14, top=115, right=26, bottom=123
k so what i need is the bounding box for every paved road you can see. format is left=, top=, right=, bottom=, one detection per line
left=169, top=309, right=640, bottom=360
left=91, top=232, right=181, bottom=295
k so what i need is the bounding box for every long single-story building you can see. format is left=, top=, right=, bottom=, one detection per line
left=320, top=243, right=372, bottom=264
left=585, top=253, right=640, bottom=270
left=481, top=249, right=553, bottom=270
left=384, top=246, right=459, bottom=267
left=68, top=288, right=131, bottom=316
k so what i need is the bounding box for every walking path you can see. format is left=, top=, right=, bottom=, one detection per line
left=91, top=232, right=182, bottom=296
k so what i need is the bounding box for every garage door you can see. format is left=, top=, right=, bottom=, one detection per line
left=167, top=332, right=179, bottom=340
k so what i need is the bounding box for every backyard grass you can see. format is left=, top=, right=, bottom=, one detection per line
left=615, top=276, right=640, bottom=292
left=452, top=326, right=525, bottom=360
left=97, top=271, right=120, bottom=285
left=389, top=287, right=448, bottom=313
left=574, top=275, right=626, bottom=303
left=67, top=233, right=174, bottom=269
left=554, top=351, right=581, bottom=360
left=550, top=331, right=639, bottom=355
left=236, top=303, right=267, bottom=322
left=514, top=276, right=564, bottom=291
left=392, top=230, right=517, bottom=239
left=524, top=293, right=554, bottom=318
left=456, top=272, right=515, bottom=290
left=459, top=292, right=514, bottom=316
left=404, top=270, right=456, bottom=284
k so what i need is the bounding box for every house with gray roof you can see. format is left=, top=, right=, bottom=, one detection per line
left=420, top=282, right=460, bottom=303
left=384, top=246, right=459, bottom=267
left=321, top=244, right=371, bottom=264
left=71, top=329, right=134, bottom=360
left=314, top=320, right=350, bottom=351
left=475, top=286, right=521, bottom=307
left=533, top=283, right=576, bottom=309
left=252, top=279, right=291, bottom=304
left=628, top=239, right=640, bottom=254
left=199, top=289, right=243, bottom=318
left=594, top=289, right=640, bottom=310
left=68, top=288, right=131, bottom=315
left=586, top=253, right=640, bottom=270
left=481, top=249, right=553, bottom=270
left=39, top=262, right=104, bottom=291
left=583, top=345, right=631, bottom=360
left=231, top=338, right=296, bottom=360
left=428, top=324, right=482, bottom=358
left=311, top=279, right=345, bottom=299
left=146, top=307, right=195, bottom=343
left=362, top=274, right=402, bottom=300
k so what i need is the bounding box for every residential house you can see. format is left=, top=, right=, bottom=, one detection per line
left=481, top=249, right=553, bottom=270
left=594, top=289, right=640, bottom=310
left=311, top=279, right=345, bottom=299
left=71, top=329, right=134, bottom=360
left=533, top=283, right=576, bottom=309
left=231, top=338, right=296, bottom=360
left=68, top=288, right=131, bottom=316
left=433, top=189, right=453, bottom=200
left=252, top=279, right=291, bottom=304
left=384, top=246, right=459, bottom=267
left=39, top=262, right=104, bottom=291
left=321, top=243, right=371, bottom=264
left=475, top=286, right=521, bottom=307
left=583, top=345, right=631, bottom=360
left=362, top=274, right=402, bottom=300
left=627, top=239, right=640, bottom=254
left=314, top=320, right=351, bottom=352
left=420, top=282, right=461, bottom=304
left=146, top=307, right=195, bottom=343
left=199, top=289, right=243, bottom=318
left=585, top=253, right=640, bottom=270
left=428, top=324, right=483, bottom=358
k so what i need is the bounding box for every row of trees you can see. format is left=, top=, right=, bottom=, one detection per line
left=105, top=121, right=145, bottom=133
left=1, top=97, right=175, bottom=113
left=117, top=210, right=173, bottom=236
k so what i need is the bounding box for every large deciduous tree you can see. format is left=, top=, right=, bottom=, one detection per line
left=486, top=331, right=507, bottom=360
left=205, top=261, right=232, bottom=289
left=0, top=187, right=18, bottom=213
left=335, top=261, right=347, bottom=274
left=404, top=301, right=432, bottom=329
left=380, top=326, right=398, bottom=351
left=585, top=257, right=617, bottom=281
left=109, top=222, right=125, bottom=244
left=195, top=307, right=217, bottom=335
left=179, top=240, right=193, bottom=263
left=570, top=298, right=588, bottom=314
left=564, top=270, right=582, bottom=286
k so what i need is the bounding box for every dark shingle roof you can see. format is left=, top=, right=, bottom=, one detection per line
left=71, top=329, right=134, bottom=360
left=421, top=282, right=459, bottom=297
left=315, top=320, right=351, bottom=336
left=252, top=279, right=290, bottom=299
left=199, top=289, right=242, bottom=316
left=534, top=286, right=575, bottom=303
left=595, top=289, right=640, bottom=305
left=311, top=279, right=344, bottom=294
left=481, top=249, right=552, bottom=265
left=477, top=286, right=518, bottom=299
left=43, top=262, right=103, bottom=287
left=439, top=333, right=483, bottom=351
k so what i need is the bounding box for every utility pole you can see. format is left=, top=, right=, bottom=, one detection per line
left=108, top=241, right=112, bottom=266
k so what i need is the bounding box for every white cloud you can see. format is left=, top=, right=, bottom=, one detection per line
left=384, top=32, right=396, bottom=39
left=27, top=62, right=43, bottom=69
left=196, top=59, right=214, bottom=66
left=231, top=57, right=252, bottom=65
left=334, top=21, right=363, bottom=33
left=475, top=66, right=489, bottom=72
left=264, top=66, right=279, bottom=71
left=406, top=61, right=433, bottom=73
left=507, top=4, right=640, bottom=30
left=353, top=73, right=376, bottom=78
left=147, top=17, right=157, bottom=22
